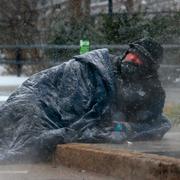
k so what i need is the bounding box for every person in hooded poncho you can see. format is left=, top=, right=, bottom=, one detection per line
left=111, top=37, right=171, bottom=141
left=0, top=37, right=171, bottom=162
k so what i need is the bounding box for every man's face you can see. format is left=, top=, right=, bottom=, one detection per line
left=122, top=52, right=143, bottom=65
left=121, top=51, right=150, bottom=80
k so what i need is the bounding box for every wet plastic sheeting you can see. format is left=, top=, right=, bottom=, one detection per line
left=0, top=49, right=117, bottom=162
left=0, top=49, right=170, bottom=162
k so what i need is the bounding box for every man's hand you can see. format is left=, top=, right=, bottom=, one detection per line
left=109, top=121, right=132, bottom=143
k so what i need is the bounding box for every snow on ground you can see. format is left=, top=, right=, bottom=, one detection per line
left=0, top=96, right=9, bottom=101
left=0, top=65, right=28, bottom=86
left=0, top=74, right=28, bottom=102
left=0, top=65, right=28, bottom=102
left=0, top=76, right=28, bottom=86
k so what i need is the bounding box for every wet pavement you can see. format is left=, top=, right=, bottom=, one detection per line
left=89, top=128, right=180, bottom=159
left=1, top=131, right=179, bottom=180
left=0, top=163, right=117, bottom=180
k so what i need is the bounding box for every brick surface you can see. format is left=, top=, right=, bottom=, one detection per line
left=56, top=143, right=180, bottom=180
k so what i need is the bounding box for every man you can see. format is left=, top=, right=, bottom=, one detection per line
left=0, top=37, right=171, bottom=162
left=111, top=38, right=171, bottom=141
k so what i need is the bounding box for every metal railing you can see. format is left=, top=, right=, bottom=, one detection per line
left=0, top=44, right=179, bottom=77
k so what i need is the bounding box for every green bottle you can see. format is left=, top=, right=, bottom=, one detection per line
left=80, top=40, right=90, bottom=54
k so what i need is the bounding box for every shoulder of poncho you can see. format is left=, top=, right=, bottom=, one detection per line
left=73, top=49, right=109, bottom=65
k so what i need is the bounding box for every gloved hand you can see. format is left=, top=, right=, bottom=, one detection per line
left=110, top=121, right=131, bottom=143
left=113, top=121, right=129, bottom=133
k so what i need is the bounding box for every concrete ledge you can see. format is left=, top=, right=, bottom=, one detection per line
left=56, top=143, right=180, bottom=180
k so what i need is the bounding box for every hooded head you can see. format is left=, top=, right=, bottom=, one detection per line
left=121, top=38, right=163, bottom=80
left=129, top=37, right=163, bottom=65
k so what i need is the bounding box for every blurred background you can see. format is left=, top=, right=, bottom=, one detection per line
left=0, top=0, right=179, bottom=123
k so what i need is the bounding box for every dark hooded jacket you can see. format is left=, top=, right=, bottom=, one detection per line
left=111, top=38, right=171, bottom=141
